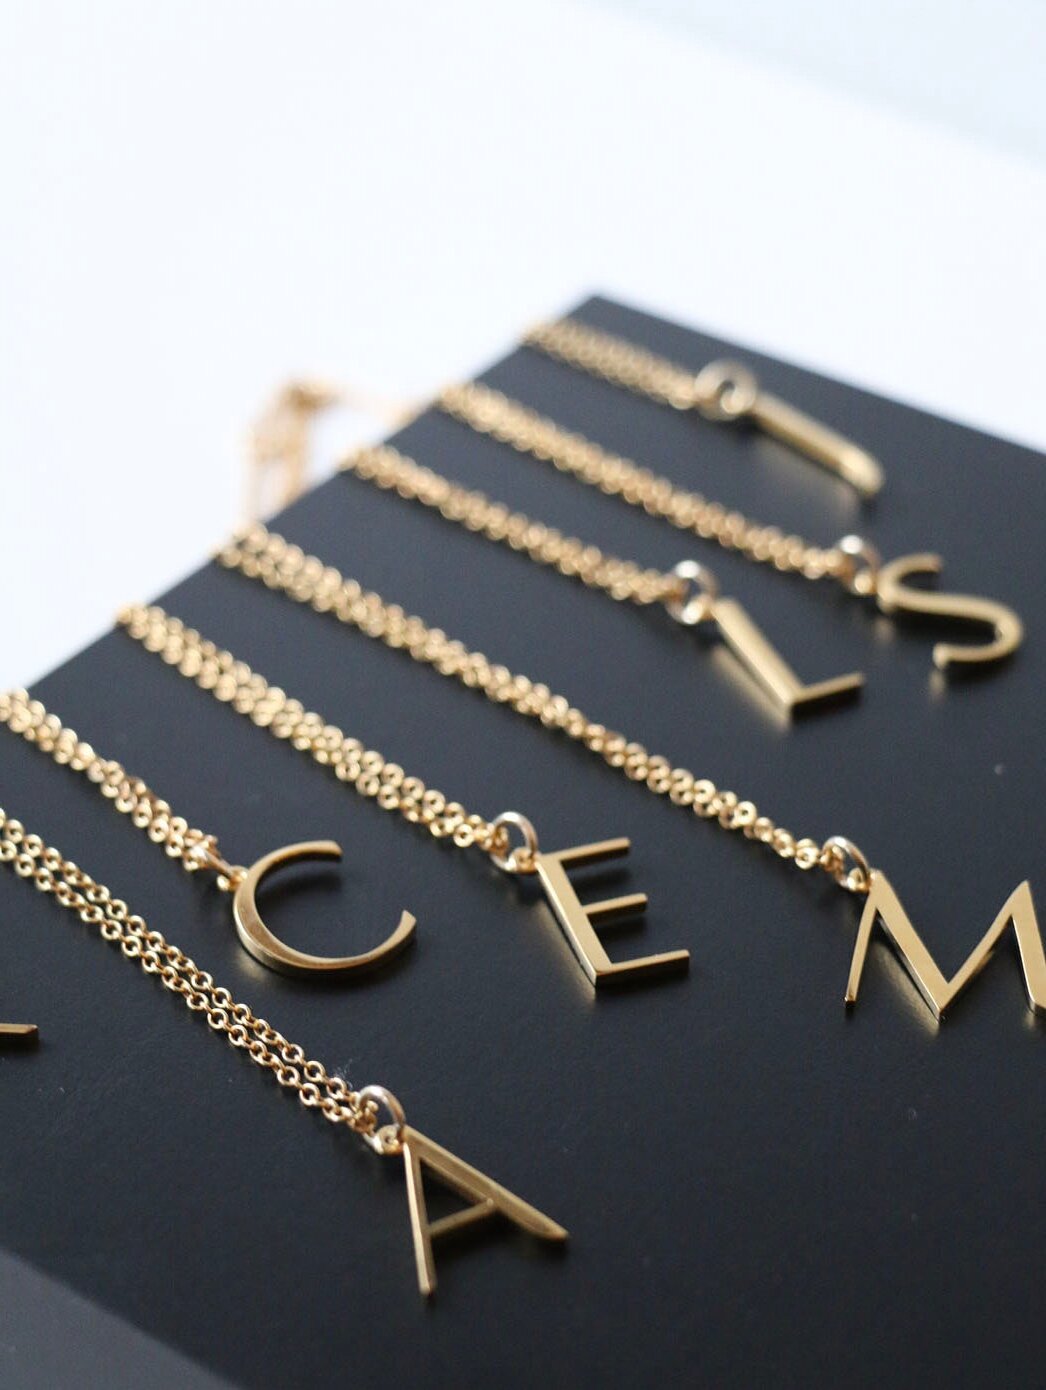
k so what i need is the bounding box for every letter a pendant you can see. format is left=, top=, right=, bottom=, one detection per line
left=401, top=1128, right=567, bottom=1295
left=358, top=1086, right=567, bottom=1297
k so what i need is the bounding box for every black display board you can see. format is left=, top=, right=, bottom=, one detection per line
left=2, top=297, right=1043, bottom=1388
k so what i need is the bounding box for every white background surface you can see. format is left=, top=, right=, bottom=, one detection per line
left=607, top=0, right=1046, bottom=165
left=2, top=0, right=1045, bottom=686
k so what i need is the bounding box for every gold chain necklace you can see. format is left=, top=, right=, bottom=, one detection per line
left=340, top=442, right=864, bottom=718
left=0, top=806, right=566, bottom=1294
left=100, top=607, right=689, bottom=990
left=524, top=317, right=886, bottom=496
left=436, top=356, right=1023, bottom=672
left=0, top=689, right=417, bottom=979
left=212, top=525, right=1044, bottom=1025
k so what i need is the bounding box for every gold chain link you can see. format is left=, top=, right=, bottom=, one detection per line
left=0, top=689, right=240, bottom=885
left=438, top=380, right=851, bottom=585
left=115, top=603, right=508, bottom=859
left=0, top=807, right=388, bottom=1139
left=525, top=319, right=708, bottom=410
left=214, top=525, right=864, bottom=890
left=343, top=443, right=684, bottom=607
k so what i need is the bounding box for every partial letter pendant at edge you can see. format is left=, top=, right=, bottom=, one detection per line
left=400, top=1126, right=567, bottom=1296
left=0, top=1021, right=38, bottom=1045
left=232, top=840, right=416, bottom=977
left=534, top=838, right=689, bottom=986
left=845, top=870, right=1045, bottom=1021
left=0, top=986, right=37, bottom=1045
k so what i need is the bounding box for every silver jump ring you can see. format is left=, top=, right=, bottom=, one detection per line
left=692, top=360, right=759, bottom=421
left=665, top=560, right=719, bottom=627
left=821, top=835, right=873, bottom=895
left=357, top=1084, right=407, bottom=1155
left=489, top=811, right=540, bottom=875
left=836, top=534, right=882, bottom=596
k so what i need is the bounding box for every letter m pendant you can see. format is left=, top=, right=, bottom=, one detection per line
left=845, top=870, right=1046, bottom=1021
left=534, top=839, right=689, bottom=987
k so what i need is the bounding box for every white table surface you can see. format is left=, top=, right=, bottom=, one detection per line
left=2, top=0, right=1045, bottom=687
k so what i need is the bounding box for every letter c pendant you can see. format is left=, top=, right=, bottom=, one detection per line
left=232, top=840, right=416, bottom=978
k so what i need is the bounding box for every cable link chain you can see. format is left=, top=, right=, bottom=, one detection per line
left=115, top=602, right=511, bottom=864
left=0, top=688, right=245, bottom=887
left=0, top=807, right=388, bottom=1141
left=342, top=443, right=684, bottom=608
left=525, top=317, right=715, bottom=412
left=214, top=526, right=867, bottom=893
left=438, top=380, right=852, bottom=586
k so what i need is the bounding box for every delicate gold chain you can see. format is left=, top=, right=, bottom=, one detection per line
left=116, top=603, right=508, bottom=859
left=0, top=688, right=240, bottom=885
left=525, top=318, right=714, bottom=411
left=520, top=316, right=884, bottom=511
left=0, top=806, right=387, bottom=1139
left=214, top=525, right=869, bottom=892
left=343, top=443, right=684, bottom=607
left=438, top=381, right=851, bottom=585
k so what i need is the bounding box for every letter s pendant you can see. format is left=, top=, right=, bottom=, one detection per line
left=875, top=554, right=1023, bottom=670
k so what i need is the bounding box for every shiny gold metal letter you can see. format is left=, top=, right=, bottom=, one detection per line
left=232, top=840, right=416, bottom=977
left=0, top=1022, right=38, bottom=1044
left=712, top=597, right=864, bottom=714
left=748, top=390, right=884, bottom=498
left=668, top=562, right=863, bottom=715
left=845, top=871, right=1045, bottom=1020
left=876, top=554, right=1023, bottom=670
left=534, top=839, right=689, bottom=987
left=400, top=1126, right=568, bottom=1296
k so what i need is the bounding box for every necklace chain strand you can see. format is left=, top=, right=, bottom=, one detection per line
left=431, top=378, right=1022, bottom=670
left=212, top=525, right=866, bottom=894
left=437, top=380, right=852, bottom=586
left=0, top=807, right=382, bottom=1136
left=524, top=318, right=713, bottom=411
left=344, top=441, right=685, bottom=607
left=112, top=604, right=510, bottom=860
left=0, top=805, right=570, bottom=1291
left=521, top=317, right=886, bottom=498
left=0, top=690, right=243, bottom=884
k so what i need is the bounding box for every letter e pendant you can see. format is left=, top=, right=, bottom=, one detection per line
left=490, top=814, right=689, bottom=987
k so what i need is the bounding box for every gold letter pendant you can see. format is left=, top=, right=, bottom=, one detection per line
left=535, top=840, right=690, bottom=986
left=359, top=1087, right=566, bottom=1296
left=845, top=870, right=1045, bottom=1020
left=875, top=554, right=1023, bottom=669
left=0, top=997, right=37, bottom=1046
left=230, top=840, right=416, bottom=977
left=668, top=562, right=864, bottom=716
left=490, top=815, right=689, bottom=987
left=839, top=540, right=1024, bottom=671
left=402, top=1127, right=567, bottom=1296
left=0, top=1023, right=37, bottom=1044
